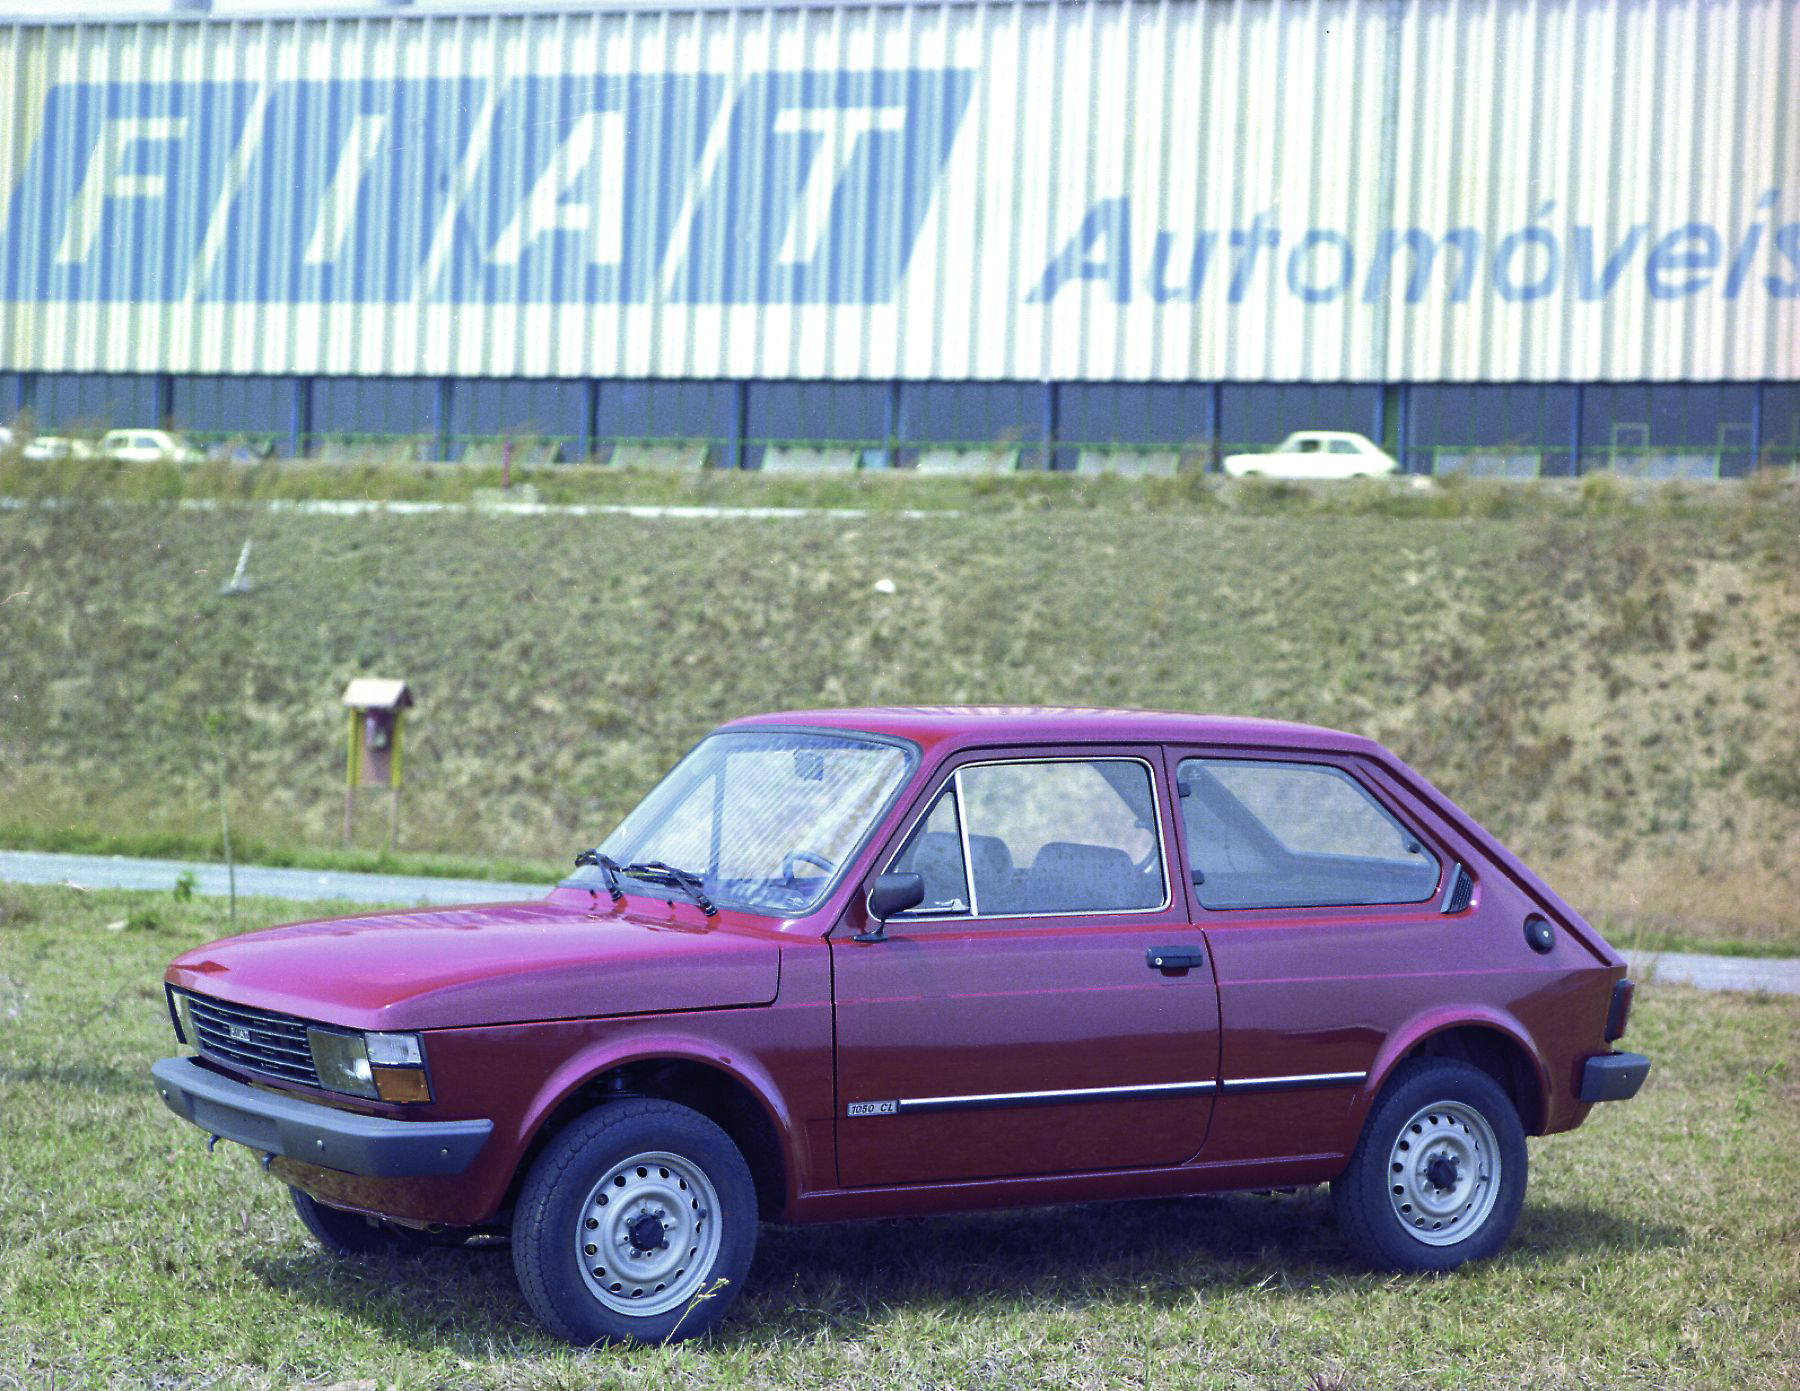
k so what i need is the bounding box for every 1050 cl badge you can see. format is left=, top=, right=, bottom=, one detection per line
left=846, top=1100, right=897, bottom=1117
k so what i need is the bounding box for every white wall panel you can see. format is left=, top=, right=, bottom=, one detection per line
left=0, top=0, right=1794, bottom=382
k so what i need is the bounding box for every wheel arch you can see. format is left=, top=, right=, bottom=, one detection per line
left=506, top=1039, right=795, bottom=1224
left=1361, top=1011, right=1552, bottom=1136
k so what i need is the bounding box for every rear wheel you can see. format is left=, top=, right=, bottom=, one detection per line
left=512, top=1099, right=758, bottom=1345
left=1330, top=1058, right=1527, bottom=1272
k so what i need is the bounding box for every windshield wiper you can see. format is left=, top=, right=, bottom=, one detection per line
left=572, top=848, right=624, bottom=903
left=620, top=860, right=718, bottom=917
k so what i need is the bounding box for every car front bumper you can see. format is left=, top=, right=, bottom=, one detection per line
left=151, top=1056, right=492, bottom=1177
left=1577, top=1051, right=1652, bottom=1103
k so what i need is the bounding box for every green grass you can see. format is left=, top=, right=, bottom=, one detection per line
left=1, top=475, right=1796, bottom=951
left=0, top=883, right=1795, bottom=1389
left=2, top=446, right=1793, bottom=520
left=0, top=822, right=561, bottom=885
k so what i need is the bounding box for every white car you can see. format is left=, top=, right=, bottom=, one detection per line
left=21, top=434, right=98, bottom=462
left=1222, top=430, right=1400, bottom=480
left=98, top=429, right=205, bottom=464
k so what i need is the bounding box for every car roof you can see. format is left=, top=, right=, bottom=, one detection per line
left=724, top=706, right=1381, bottom=758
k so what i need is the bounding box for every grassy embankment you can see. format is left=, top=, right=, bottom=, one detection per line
left=0, top=883, right=1795, bottom=1389
left=0, top=470, right=1796, bottom=952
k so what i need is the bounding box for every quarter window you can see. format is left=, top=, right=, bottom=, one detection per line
left=1178, top=758, right=1439, bottom=909
left=888, top=758, right=1167, bottom=918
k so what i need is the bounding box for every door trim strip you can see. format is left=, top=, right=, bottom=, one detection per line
left=844, top=1070, right=1368, bottom=1117
left=1218, top=1071, right=1368, bottom=1094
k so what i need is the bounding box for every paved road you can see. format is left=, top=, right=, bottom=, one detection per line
left=4, top=849, right=1797, bottom=994
left=0, top=849, right=547, bottom=907
left=1622, top=949, right=1800, bottom=996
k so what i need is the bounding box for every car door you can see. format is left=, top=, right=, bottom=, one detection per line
left=1168, top=749, right=1458, bottom=1164
left=1284, top=434, right=1329, bottom=479
left=830, top=747, right=1219, bottom=1187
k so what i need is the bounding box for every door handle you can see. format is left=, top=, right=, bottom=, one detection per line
left=1146, top=945, right=1205, bottom=973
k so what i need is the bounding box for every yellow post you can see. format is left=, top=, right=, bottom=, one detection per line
left=344, top=708, right=362, bottom=844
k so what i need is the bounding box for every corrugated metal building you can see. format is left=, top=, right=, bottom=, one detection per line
left=1, top=0, right=1796, bottom=474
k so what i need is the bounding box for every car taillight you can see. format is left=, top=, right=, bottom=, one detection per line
left=1605, top=978, right=1635, bottom=1042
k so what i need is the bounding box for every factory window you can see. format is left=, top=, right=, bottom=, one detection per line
left=1056, top=384, right=1213, bottom=470
left=1762, top=387, right=1800, bottom=473
left=897, top=382, right=1047, bottom=469
left=170, top=376, right=294, bottom=457
left=30, top=374, right=161, bottom=435
left=310, top=378, right=438, bottom=460
left=1219, top=385, right=1380, bottom=456
left=596, top=381, right=736, bottom=466
left=448, top=380, right=588, bottom=463
left=1580, top=385, right=1757, bottom=479
left=745, top=382, right=888, bottom=469
left=1409, top=384, right=1575, bottom=477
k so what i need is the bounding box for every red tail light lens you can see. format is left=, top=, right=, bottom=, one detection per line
left=1605, top=979, right=1635, bottom=1042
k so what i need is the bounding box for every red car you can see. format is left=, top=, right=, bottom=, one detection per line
left=153, top=707, right=1649, bottom=1344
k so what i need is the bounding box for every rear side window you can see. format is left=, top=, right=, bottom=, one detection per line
left=888, top=758, right=1167, bottom=918
left=1178, top=758, right=1439, bottom=909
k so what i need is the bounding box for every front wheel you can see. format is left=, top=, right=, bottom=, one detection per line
left=1330, top=1058, right=1527, bottom=1272
left=290, top=1187, right=434, bottom=1258
left=512, top=1099, right=758, bottom=1345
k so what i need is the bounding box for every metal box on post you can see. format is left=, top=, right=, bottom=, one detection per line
left=341, top=678, right=412, bottom=847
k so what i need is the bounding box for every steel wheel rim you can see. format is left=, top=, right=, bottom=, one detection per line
left=574, top=1150, right=722, bottom=1316
left=1384, top=1099, right=1501, bottom=1247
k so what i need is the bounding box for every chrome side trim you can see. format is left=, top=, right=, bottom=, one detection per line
left=893, top=1079, right=1218, bottom=1114
left=845, top=1070, right=1369, bottom=1119
left=1218, top=1071, right=1367, bottom=1094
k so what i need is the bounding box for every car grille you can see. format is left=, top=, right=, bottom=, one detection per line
left=184, top=992, right=321, bottom=1088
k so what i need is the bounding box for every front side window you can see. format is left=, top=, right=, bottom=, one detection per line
left=1178, top=758, right=1439, bottom=909
left=565, top=729, right=913, bottom=916
left=888, top=757, right=1167, bottom=918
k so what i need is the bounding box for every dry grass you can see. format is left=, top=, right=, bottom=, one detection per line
left=0, top=482, right=1795, bottom=950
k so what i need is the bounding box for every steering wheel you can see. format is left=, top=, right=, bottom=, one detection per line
left=781, top=849, right=836, bottom=885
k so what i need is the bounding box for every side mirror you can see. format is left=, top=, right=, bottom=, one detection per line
left=853, top=872, right=925, bottom=943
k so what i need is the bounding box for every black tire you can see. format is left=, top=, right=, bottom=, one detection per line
left=1330, top=1058, right=1527, bottom=1272
left=289, top=1186, right=425, bottom=1258
left=512, top=1100, right=758, bottom=1346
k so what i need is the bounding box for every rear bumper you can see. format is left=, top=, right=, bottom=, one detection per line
left=1577, top=1051, right=1651, bottom=1103
left=151, top=1056, right=492, bottom=1177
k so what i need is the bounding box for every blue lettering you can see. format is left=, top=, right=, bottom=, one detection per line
left=673, top=68, right=974, bottom=304
left=1028, top=198, right=1133, bottom=304
left=439, top=74, right=724, bottom=305
left=1645, top=222, right=1723, bottom=299
left=1284, top=229, right=1355, bottom=303
left=1362, top=228, right=1483, bottom=304
left=204, top=78, right=478, bottom=303
left=1227, top=212, right=1279, bottom=303
left=1569, top=224, right=1649, bottom=300
left=2, top=81, right=257, bottom=301
left=1765, top=223, right=1800, bottom=299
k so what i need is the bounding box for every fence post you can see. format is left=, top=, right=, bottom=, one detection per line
left=1210, top=382, right=1224, bottom=470
left=1751, top=382, right=1765, bottom=475
left=728, top=380, right=749, bottom=470
left=1568, top=384, right=1584, bottom=477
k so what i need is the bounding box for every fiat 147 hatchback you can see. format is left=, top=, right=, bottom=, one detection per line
left=153, top=708, right=1650, bottom=1344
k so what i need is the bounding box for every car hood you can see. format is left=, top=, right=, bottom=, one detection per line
left=164, top=893, right=782, bottom=1032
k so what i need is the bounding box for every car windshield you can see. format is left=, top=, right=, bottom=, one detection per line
left=564, top=729, right=914, bottom=917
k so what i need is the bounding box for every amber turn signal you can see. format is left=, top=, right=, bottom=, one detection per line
left=372, top=1065, right=433, bottom=1104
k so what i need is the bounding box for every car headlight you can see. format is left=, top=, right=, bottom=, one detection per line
left=307, top=1028, right=432, bottom=1104
left=168, top=988, right=197, bottom=1049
